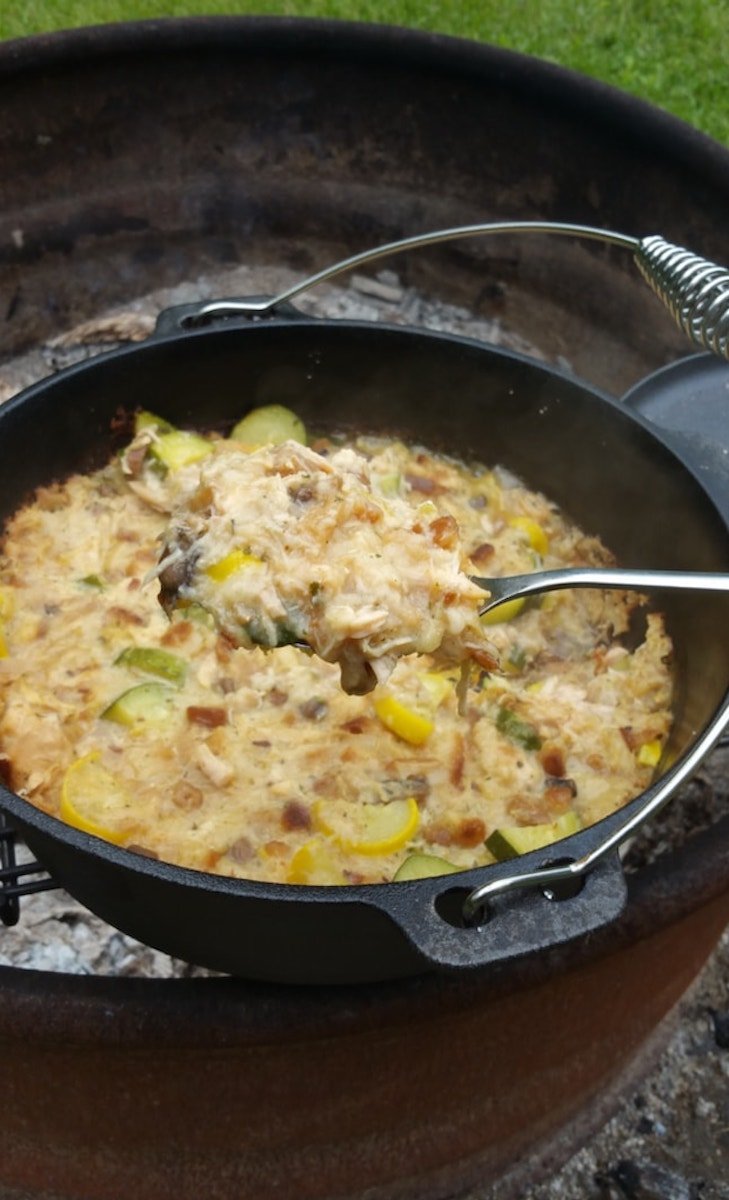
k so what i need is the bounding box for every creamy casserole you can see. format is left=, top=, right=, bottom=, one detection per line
left=0, top=406, right=673, bottom=884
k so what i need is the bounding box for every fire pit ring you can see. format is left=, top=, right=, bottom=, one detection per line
left=1, top=17, right=729, bottom=1198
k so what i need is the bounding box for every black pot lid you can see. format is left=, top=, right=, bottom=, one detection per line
left=622, top=353, right=729, bottom=450
left=621, top=354, right=729, bottom=521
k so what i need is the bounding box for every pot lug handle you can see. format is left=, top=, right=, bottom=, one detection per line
left=385, top=849, right=627, bottom=972
left=386, top=697, right=729, bottom=973
left=154, top=295, right=308, bottom=337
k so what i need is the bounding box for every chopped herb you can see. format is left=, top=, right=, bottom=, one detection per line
left=507, top=645, right=527, bottom=672
left=495, top=705, right=542, bottom=751
left=77, top=574, right=105, bottom=590
left=179, top=601, right=215, bottom=628
left=246, top=618, right=302, bottom=649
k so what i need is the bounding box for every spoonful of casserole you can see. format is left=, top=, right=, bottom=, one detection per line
left=154, top=433, right=500, bottom=695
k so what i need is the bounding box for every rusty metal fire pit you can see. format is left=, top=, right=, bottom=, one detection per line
left=1, top=17, right=729, bottom=1200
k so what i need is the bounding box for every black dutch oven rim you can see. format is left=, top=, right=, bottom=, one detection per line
left=0, top=314, right=728, bottom=981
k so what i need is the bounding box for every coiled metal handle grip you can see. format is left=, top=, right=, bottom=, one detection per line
left=635, top=234, right=729, bottom=360
left=191, top=220, right=729, bottom=363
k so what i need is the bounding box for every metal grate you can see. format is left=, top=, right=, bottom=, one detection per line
left=0, top=813, right=57, bottom=926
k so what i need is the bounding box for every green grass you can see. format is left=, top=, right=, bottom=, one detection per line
left=1, top=1, right=728, bottom=145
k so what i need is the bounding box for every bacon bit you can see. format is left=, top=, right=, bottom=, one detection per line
left=263, top=840, right=289, bottom=859
left=288, top=482, right=316, bottom=504
left=587, top=752, right=606, bottom=771
left=281, top=800, right=312, bottom=832
left=343, top=870, right=367, bottom=884
left=35, top=484, right=70, bottom=512
left=215, top=634, right=235, bottom=664
left=187, top=705, right=228, bottom=728
left=405, top=473, right=444, bottom=495
left=540, top=746, right=566, bottom=778
left=340, top=715, right=370, bottom=734
left=126, top=577, right=142, bottom=592
left=449, top=732, right=465, bottom=788
left=227, top=836, right=254, bottom=864
left=429, top=514, right=459, bottom=550
left=507, top=795, right=554, bottom=824
left=124, top=443, right=148, bottom=477
left=592, top=647, right=609, bottom=673
left=404, top=774, right=430, bottom=800
left=453, top=817, right=486, bottom=848
left=118, top=529, right=139, bottom=544
left=203, top=850, right=223, bottom=871
left=468, top=645, right=500, bottom=672
left=351, top=500, right=382, bottom=524
left=161, top=620, right=193, bottom=647
left=187, top=484, right=214, bottom=513
left=107, top=605, right=145, bottom=626
left=251, top=739, right=272, bottom=748
left=171, top=780, right=204, bottom=811
left=423, top=822, right=454, bottom=847
left=267, top=687, right=289, bottom=706
left=544, top=778, right=577, bottom=812
left=469, top=542, right=495, bottom=566
left=299, top=697, right=328, bottom=721
left=620, top=726, right=639, bottom=751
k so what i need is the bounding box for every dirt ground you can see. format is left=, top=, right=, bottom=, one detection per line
left=514, top=927, right=729, bottom=1200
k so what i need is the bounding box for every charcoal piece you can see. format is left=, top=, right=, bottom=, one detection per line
left=710, top=1007, right=729, bottom=1050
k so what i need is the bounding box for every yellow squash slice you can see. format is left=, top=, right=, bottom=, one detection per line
left=313, top=796, right=420, bottom=856
left=60, top=753, right=133, bottom=843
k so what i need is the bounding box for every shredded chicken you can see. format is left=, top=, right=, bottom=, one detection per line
left=0, top=422, right=674, bottom=886
left=157, top=440, right=499, bottom=694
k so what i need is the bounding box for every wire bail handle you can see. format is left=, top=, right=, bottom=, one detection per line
left=190, top=220, right=729, bottom=925
left=190, top=220, right=729, bottom=362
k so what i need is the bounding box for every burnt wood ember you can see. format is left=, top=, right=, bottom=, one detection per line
left=597, top=1160, right=698, bottom=1200
left=709, top=1008, right=729, bottom=1050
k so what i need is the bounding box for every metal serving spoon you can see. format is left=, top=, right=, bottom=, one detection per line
left=472, top=565, right=729, bottom=614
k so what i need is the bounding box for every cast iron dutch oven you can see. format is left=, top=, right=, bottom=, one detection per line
left=1, top=289, right=728, bottom=984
